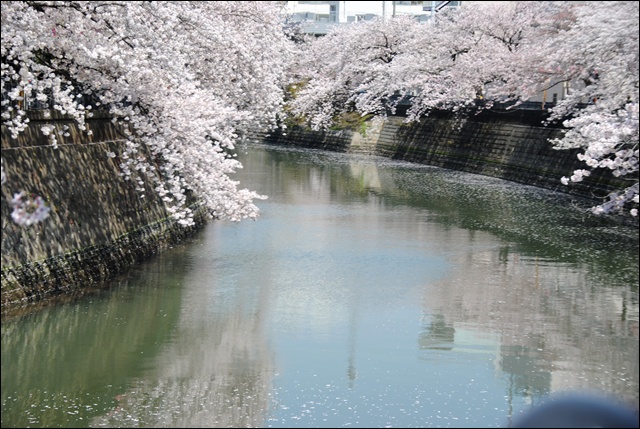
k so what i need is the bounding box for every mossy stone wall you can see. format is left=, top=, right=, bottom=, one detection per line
left=257, top=109, right=627, bottom=201
left=1, top=111, right=207, bottom=311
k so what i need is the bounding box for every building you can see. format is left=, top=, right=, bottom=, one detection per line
left=284, top=1, right=462, bottom=35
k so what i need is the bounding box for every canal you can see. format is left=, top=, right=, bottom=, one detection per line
left=1, top=143, right=638, bottom=428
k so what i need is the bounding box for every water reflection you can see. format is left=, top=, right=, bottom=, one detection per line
left=238, top=144, right=638, bottom=424
left=420, top=239, right=638, bottom=407
left=1, top=249, right=189, bottom=428
left=419, top=314, right=456, bottom=351
left=91, top=229, right=275, bottom=427
left=2, top=143, right=638, bottom=428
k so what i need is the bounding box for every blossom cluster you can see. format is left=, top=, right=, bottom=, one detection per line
left=2, top=1, right=294, bottom=226
left=288, top=1, right=638, bottom=217
left=10, top=191, right=51, bottom=226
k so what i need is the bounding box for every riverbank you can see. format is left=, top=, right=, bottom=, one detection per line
left=1, top=111, right=208, bottom=313
left=2, top=107, right=635, bottom=313
left=255, top=108, right=630, bottom=205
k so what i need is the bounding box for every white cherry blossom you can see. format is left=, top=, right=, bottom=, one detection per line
left=288, top=1, right=638, bottom=217
left=2, top=1, right=295, bottom=225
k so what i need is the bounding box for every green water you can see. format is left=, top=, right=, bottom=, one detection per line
left=2, top=143, right=638, bottom=428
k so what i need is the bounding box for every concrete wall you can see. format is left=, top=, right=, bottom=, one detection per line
left=259, top=109, right=628, bottom=201
left=1, top=111, right=207, bottom=312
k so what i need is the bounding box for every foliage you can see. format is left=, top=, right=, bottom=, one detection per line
left=329, top=112, right=374, bottom=135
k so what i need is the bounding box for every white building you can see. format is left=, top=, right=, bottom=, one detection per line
left=285, top=1, right=462, bottom=35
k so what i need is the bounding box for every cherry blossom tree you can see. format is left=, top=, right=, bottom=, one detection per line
left=288, top=3, right=546, bottom=125
left=287, top=1, right=638, bottom=217
left=287, top=15, right=424, bottom=130
left=3, top=2, right=636, bottom=220
left=2, top=1, right=295, bottom=226
left=536, top=1, right=639, bottom=217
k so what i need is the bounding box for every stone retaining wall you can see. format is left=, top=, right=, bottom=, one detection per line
left=1, top=112, right=207, bottom=312
left=258, top=109, right=628, bottom=201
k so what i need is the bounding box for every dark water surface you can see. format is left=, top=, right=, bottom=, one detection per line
left=2, top=143, right=638, bottom=428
